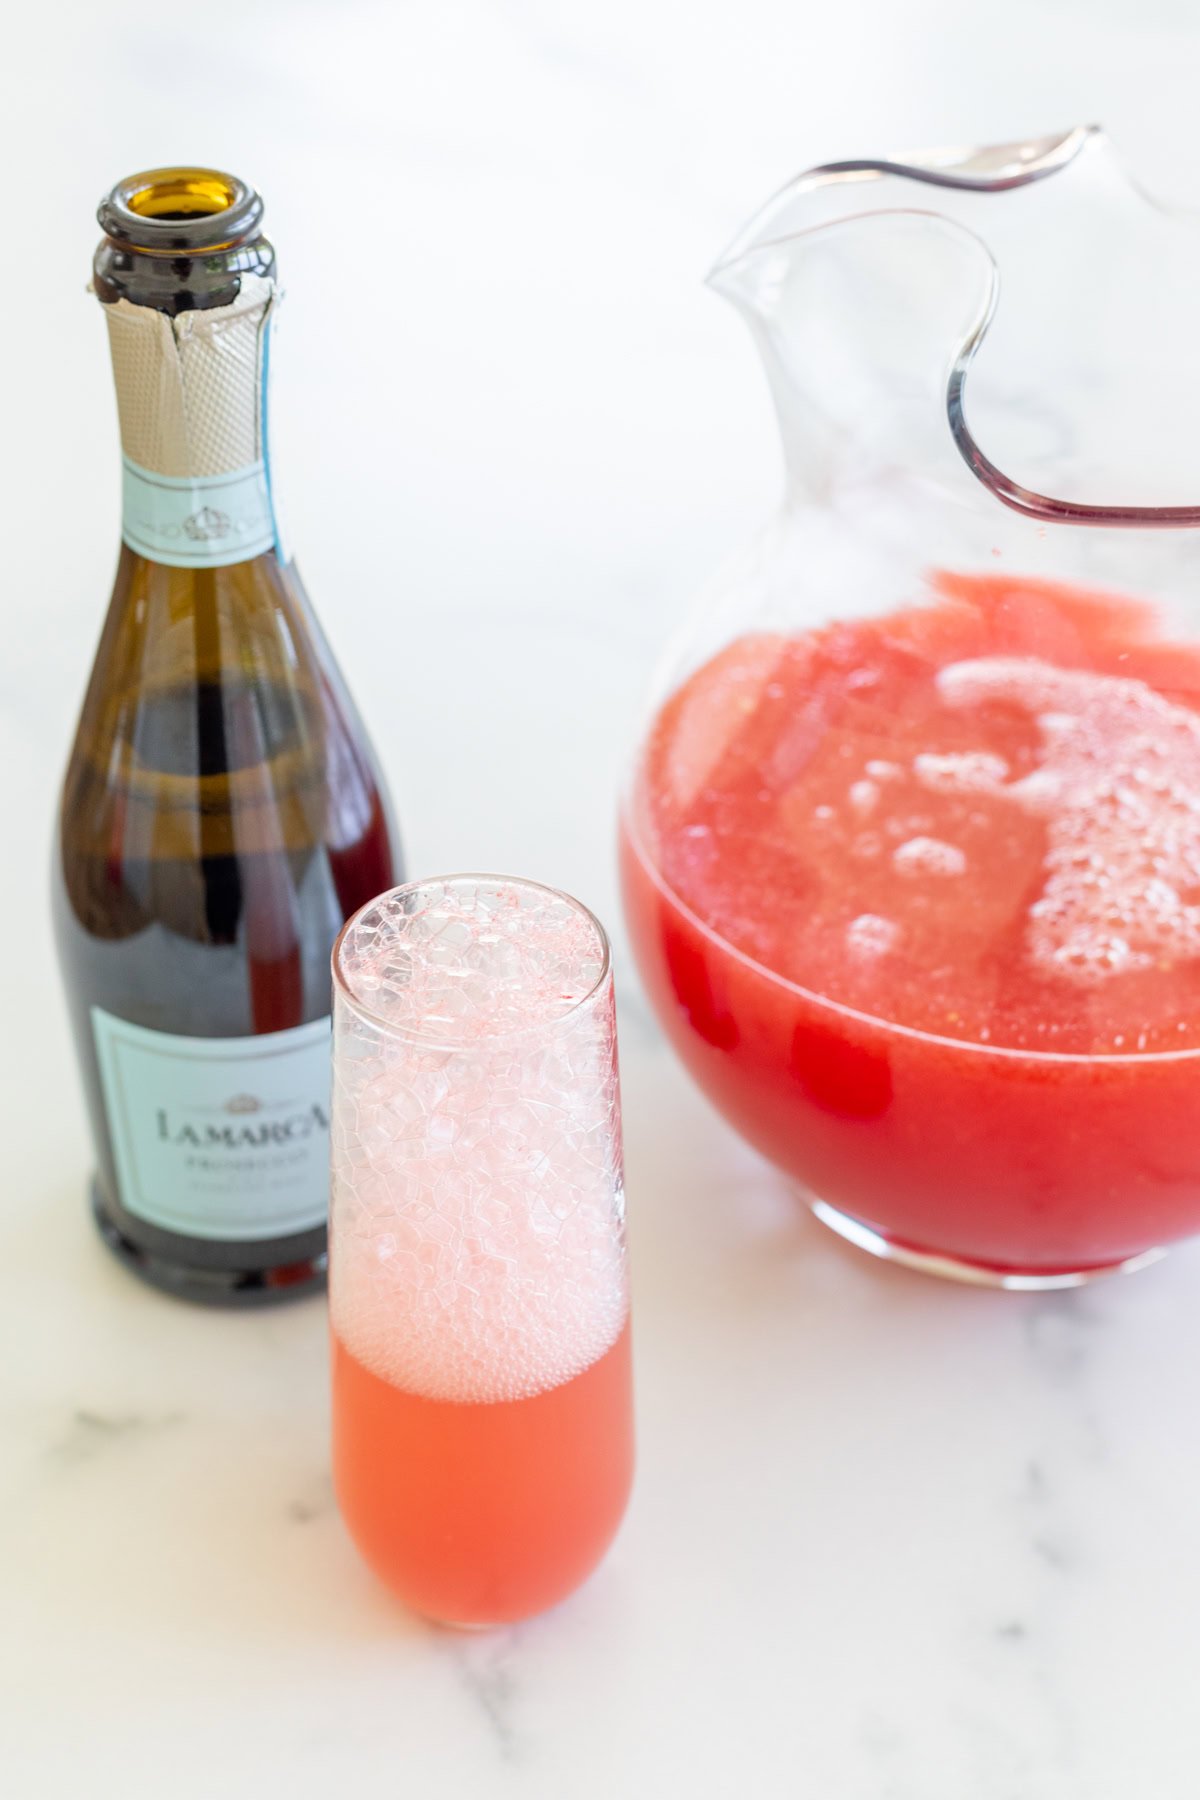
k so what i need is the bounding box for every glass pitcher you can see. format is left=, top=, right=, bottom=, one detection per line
left=621, top=126, right=1200, bottom=1289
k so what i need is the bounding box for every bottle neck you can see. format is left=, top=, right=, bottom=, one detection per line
left=102, top=274, right=283, bottom=571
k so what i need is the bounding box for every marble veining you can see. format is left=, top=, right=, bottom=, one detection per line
left=47, top=1408, right=186, bottom=1468
left=8, top=0, right=1200, bottom=1795
left=286, top=1475, right=336, bottom=1525
left=449, top=1632, right=524, bottom=1764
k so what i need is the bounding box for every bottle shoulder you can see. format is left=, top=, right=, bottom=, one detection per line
left=60, top=548, right=393, bottom=874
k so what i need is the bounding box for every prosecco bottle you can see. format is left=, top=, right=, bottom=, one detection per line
left=53, top=168, right=400, bottom=1305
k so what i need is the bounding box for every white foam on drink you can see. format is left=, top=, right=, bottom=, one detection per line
left=337, top=880, right=607, bottom=1046
left=849, top=779, right=880, bottom=817
left=331, top=882, right=628, bottom=1404
left=893, top=836, right=968, bottom=878
left=936, top=657, right=1200, bottom=986
left=913, top=750, right=1010, bottom=793
left=846, top=913, right=901, bottom=957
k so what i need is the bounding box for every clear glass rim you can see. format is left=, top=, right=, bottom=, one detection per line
left=331, top=872, right=613, bottom=1051
left=622, top=807, right=1200, bottom=1069
left=709, top=125, right=1200, bottom=529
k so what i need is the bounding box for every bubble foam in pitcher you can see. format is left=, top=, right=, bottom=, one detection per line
left=936, top=657, right=1200, bottom=987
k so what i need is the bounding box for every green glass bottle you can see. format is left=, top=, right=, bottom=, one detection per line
left=53, top=168, right=400, bottom=1305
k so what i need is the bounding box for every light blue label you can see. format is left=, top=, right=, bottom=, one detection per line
left=121, top=456, right=277, bottom=569
left=91, top=1008, right=331, bottom=1240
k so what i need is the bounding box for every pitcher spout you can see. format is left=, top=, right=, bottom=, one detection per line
left=701, top=126, right=1200, bottom=523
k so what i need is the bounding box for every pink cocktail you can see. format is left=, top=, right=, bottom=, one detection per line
left=330, top=876, right=633, bottom=1625
left=623, top=574, right=1200, bottom=1280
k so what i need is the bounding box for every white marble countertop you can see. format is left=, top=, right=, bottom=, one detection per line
left=7, top=2, right=1200, bottom=1794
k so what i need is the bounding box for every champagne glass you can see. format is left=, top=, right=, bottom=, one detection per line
left=330, top=875, right=633, bottom=1626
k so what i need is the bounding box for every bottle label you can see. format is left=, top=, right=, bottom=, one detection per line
left=90, top=1007, right=331, bottom=1241
left=121, top=456, right=277, bottom=569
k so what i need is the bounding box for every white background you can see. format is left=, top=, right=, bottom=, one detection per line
left=6, top=3, right=1200, bottom=1795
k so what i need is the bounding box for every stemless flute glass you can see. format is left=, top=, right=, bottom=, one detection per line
left=330, top=876, right=633, bottom=1627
